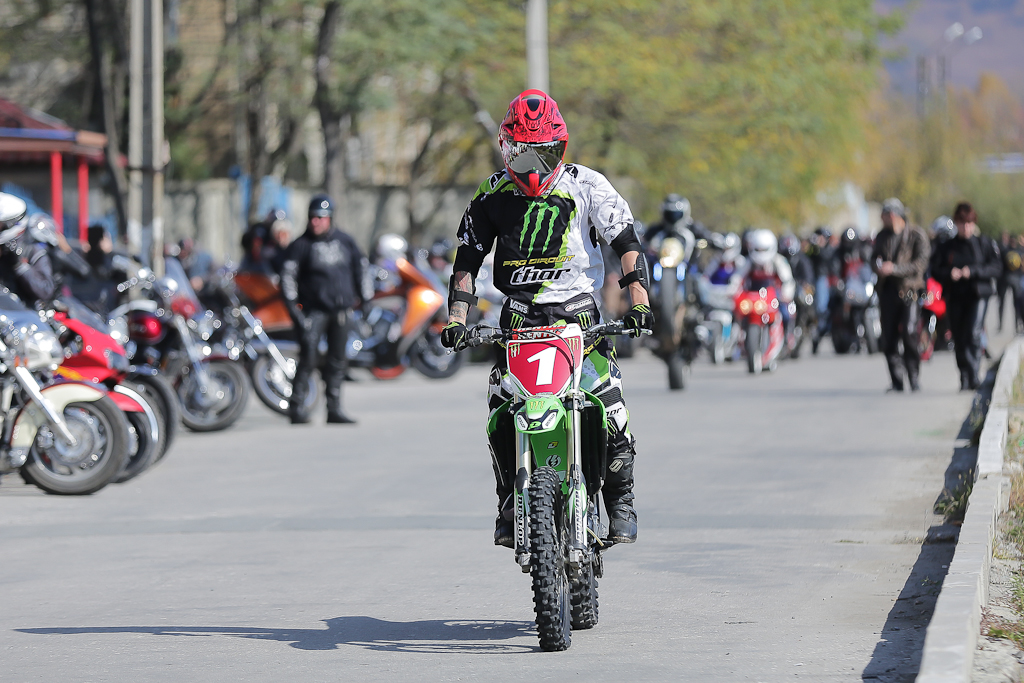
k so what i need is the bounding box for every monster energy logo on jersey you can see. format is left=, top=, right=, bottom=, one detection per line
left=510, top=201, right=572, bottom=286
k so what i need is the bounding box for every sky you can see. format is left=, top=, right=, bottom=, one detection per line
left=876, top=0, right=1024, bottom=97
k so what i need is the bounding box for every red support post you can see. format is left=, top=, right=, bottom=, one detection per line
left=50, top=151, right=63, bottom=233
left=77, top=157, right=89, bottom=243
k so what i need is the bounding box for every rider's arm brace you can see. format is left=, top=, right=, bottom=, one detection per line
left=449, top=245, right=484, bottom=324
left=610, top=226, right=651, bottom=307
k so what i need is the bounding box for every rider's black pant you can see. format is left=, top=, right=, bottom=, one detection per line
left=879, top=289, right=920, bottom=389
left=946, top=294, right=985, bottom=389
left=291, top=309, right=349, bottom=420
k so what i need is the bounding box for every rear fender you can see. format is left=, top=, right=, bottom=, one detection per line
left=11, top=382, right=107, bottom=448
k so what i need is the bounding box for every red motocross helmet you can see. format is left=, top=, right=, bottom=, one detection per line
left=499, top=90, right=568, bottom=197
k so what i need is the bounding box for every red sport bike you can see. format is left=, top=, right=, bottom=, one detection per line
left=50, top=297, right=178, bottom=482
left=735, top=286, right=784, bottom=375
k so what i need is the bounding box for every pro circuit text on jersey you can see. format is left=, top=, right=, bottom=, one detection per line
left=456, top=164, right=633, bottom=305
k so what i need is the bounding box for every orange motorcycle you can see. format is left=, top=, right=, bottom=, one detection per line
left=234, top=255, right=462, bottom=382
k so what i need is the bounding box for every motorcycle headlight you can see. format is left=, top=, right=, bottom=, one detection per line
left=9, top=323, right=63, bottom=370
left=659, top=238, right=686, bottom=269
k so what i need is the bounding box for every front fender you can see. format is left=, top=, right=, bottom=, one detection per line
left=11, top=382, right=107, bottom=448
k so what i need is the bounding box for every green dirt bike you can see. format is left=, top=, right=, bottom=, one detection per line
left=455, top=320, right=644, bottom=652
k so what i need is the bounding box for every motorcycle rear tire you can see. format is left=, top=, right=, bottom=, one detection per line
left=250, top=354, right=319, bottom=416
left=114, top=394, right=166, bottom=483
left=571, top=556, right=599, bottom=630
left=178, top=360, right=251, bottom=433
left=529, top=466, right=572, bottom=652
left=21, top=397, right=129, bottom=495
left=746, top=325, right=763, bottom=375
left=126, top=375, right=179, bottom=462
left=667, top=354, right=685, bottom=390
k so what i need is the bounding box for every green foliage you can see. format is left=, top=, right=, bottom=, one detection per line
left=462, top=0, right=891, bottom=227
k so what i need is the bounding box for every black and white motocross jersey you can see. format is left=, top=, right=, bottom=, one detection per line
left=455, top=164, right=633, bottom=305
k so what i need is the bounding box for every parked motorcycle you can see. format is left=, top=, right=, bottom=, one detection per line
left=0, top=291, right=128, bottom=494
left=454, top=319, right=642, bottom=651
left=111, top=258, right=250, bottom=432
left=50, top=296, right=176, bottom=482
left=736, top=286, right=785, bottom=375
left=202, top=268, right=317, bottom=417
left=829, top=262, right=881, bottom=355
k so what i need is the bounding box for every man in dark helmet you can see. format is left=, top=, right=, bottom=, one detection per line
left=280, top=194, right=365, bottom=424
left=439, top=89, right=652, bottom=546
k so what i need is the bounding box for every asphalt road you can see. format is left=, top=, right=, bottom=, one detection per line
left=0, top=320, right=1011, bottom=682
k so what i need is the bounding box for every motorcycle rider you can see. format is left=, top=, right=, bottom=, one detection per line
left=741, top=229, right=795, bottom=329
left=0, top=194, right=55, bottom=306
left=932, top=202, right=1001, bottom=390
left=871, top=198, right=930, bottom=392
left=439, top=89, right=652, bottom=546
left=705, top=232, right=745, bottom=286
left=806, top=226, right=836, bottom=348
left=644, top=194, right=699, bottom=251
left=280, top=194, right=365, bottom=424
left=780, top=234, right=814, bottom=286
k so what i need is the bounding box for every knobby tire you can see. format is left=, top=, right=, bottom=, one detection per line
left=529, top=466, right=572, bottom=651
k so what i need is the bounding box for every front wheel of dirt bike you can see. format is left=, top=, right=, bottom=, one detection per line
left=667, top=353, right=685, bottom=390
left=250, top=353, right=319, bottom=416
left=529, top=466, right=572, bottom=651
left=410, top=328, right=465, bottom=379
left=20, top=397, right=129, bottom=495
left=746, top=324, right=763, bottom=375
left=178, top=360, right=251, bottom=432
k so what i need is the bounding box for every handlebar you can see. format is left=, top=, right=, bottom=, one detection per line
left=452, top=320, right=649, bottom=353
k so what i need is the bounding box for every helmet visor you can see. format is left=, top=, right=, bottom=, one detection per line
left=504, top=140, right=566, bottom=176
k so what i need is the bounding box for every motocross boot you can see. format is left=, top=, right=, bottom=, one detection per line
left=603, top=451, right=637, bottom=543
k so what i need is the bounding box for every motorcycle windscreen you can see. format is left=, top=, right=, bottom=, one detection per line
left=506, top=331, right=582, bottom=397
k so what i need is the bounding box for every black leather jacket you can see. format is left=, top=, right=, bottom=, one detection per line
left=280, top=226, right=364, bottom=322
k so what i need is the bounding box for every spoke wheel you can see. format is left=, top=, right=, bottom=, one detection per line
left=21, top=397, right=128, bottom=495
left=529, top=466, right=572, bottom=651
left=177, top=360, right=250, bottom=432
left=251, top=354, right=319, bottom=416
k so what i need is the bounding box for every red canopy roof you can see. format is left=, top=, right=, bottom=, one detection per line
left=0, top=98, right=107, bottom=163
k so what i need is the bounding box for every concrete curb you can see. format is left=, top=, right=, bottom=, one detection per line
left=916, top=337, right=1024, bottom=683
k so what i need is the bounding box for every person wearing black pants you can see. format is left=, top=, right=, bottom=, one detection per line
left=280, top=194, right=365, bottom=424
left=871, top=198, right=930, bottom=392
left=932, top=202, right=1002, bottom=391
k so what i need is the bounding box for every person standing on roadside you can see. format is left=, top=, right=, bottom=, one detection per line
left=1005, top=234, right=1024, bottom=333
left=280, top=194, right=365, bottom=424
left=998, top=231, right=1013, bottom=332
left=932, top=202, right=1002, bottom=390
left=871, top=198, right=930, bottom=392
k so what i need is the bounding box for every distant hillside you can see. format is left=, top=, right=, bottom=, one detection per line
left=877, top=0, right=1024, bottom=97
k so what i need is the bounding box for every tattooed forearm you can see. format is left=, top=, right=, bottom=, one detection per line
left=620, top=252, right=650, bottom=307
left=449, top=270, right=475, bottom=324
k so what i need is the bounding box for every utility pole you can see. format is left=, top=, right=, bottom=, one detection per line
left=128, top=0, right=165, bottom=275
left=526, top=0, right=549, bottom=93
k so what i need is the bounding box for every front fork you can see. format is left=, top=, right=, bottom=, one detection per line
left=513, top=394, right=590, bottom=573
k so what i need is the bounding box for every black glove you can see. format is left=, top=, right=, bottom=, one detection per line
left=440, top=322, right=467, bottom=349
left=623, top=303, right=654, bottom=335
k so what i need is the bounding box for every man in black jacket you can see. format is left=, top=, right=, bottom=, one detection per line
left=280, top=194, right=365, bottom=424
left=871, top=198, right=930, bottom=392
left=932, top=202, right=1001, bottom=390
left=0, top=194, right=54, bottom=306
